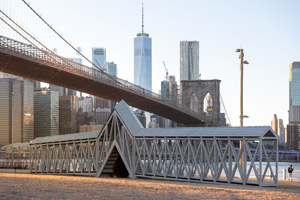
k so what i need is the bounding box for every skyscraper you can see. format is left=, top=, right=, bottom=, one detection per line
left=160, top=75, right=178, bottom=128
left=95, top=97, right=111, bottom=124
left=271, top=114, right=286, bottom=148
left=107, top=62, right=118, bottom=77
left=134, top=4, right=152, bottom=91
left=92, top=48, right=106, bottom=70
left=278, top=119, right=286, bottom=148
left=34, top=88, right=59, bottom=138
left=271, top=114, right=278, bottom=134
left=289, top=62, right=300, bottom=123
left=180, top=41, right=199, bottom=81
left=168, top=75, right=178, bottom=101
left=107, top=62, right=117, bottom=110
left=287, top=62, right=300, bottom=150
left=0, top=77, right=34, bottom=146
left=59, top=95, right=77, bottom=134
left=286, top=124, right=299, bottom=150
left=50, top=84, right=66, bottom=96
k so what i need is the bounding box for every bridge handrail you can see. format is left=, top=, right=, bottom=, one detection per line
left=0, top=35, right=208, bottom=122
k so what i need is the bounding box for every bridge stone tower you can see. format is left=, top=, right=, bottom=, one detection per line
left=181, top=80, right=221, bottom=125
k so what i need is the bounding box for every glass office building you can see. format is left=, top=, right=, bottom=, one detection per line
left=107, top=62, right=118, bottom=77
left=92, top=48, right=106, bottom=70
left=134, top=32, right=152, bottom=91
left=289, top=62, right=300, bottom=123
left=0, top=77, right=34, bottom=146
left=34, top=88, right=59, bottom=138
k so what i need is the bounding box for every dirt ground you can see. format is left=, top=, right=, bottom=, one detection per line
left=0, top=169, right=300, bottom=200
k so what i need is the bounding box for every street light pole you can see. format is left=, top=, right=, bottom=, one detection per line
left=236, top=48, right=249, bottom=176
left=235, top=49, right=249, bottom=127
left=240, top=49, right=244, bottom=127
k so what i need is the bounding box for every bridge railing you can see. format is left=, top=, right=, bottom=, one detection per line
left=0, top=35, right=208, bottom=122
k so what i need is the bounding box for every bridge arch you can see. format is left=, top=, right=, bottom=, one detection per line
left=181, top=80, right=221, bottom=125
left=203, top=92, right=213, bottom=116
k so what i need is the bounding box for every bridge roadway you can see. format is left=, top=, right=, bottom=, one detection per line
left=0, top=35, right=211, bottom=125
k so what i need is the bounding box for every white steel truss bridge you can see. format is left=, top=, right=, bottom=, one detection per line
left=30, top=100, right=278, bottom=186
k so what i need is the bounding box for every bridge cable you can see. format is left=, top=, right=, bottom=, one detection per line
left=0, top=9, right=57, bottom=57
left=0, top=14, right=53, bottom=57
left=220, top=92, right=232, bottom=126
left=21, top=0, right=162, bottom=101
left=1, top=3, right=199, bottom=121
left=21, top=0, right=119, bottom=83
left=0, top=8, right=92, bottom=75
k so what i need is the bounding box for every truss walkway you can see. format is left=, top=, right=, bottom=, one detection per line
left=30, top=100, right=278, bottom=186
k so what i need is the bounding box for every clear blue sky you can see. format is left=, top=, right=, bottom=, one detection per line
left=4, top=0, right=300, bottom=126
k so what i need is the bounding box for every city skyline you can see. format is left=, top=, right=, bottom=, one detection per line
left=2, top=0, right=300, bottom=127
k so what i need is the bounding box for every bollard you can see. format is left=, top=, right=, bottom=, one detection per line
left=283, top=169, right=286, bottom=180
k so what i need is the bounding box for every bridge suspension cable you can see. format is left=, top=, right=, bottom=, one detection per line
left=0, top=9, right=93, bottom=75
left=20, top=0, right=118, bottom=83
left=220, top=92, right=232, bottom=126
left=0, top=9, right=55, bottom=57
left=0, top=1, right=207, bottom=124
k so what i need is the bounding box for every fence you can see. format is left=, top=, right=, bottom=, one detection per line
left=0, top=145, right=30, bottom=169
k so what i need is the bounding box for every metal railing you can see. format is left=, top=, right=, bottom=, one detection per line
left=0, top=35, right=209, bottom=123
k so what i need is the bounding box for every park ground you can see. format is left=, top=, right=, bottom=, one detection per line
left=0, top=169, right=300, bottom=200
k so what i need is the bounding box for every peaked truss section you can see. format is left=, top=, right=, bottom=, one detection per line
left=30, top=100, right=278, bottom=187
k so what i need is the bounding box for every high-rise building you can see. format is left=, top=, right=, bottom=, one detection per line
left=134, top=110, right=146, bottom=128
left=289, top=62, right=300, bottom=123
left=271, top=114, right=286, bottom=148
left=271, top=114, right=278, bottom=134
left=0, top=77, right=34, bottom=146
left=76, top=96, right=94, bottom=132
left=161, top=80, right=169, bottom=97
left=59, top=95, right=77, bottom=134
left=286, top=124, right=300, bottom=150
left=287, top=62, right=300, bottom=150
left=134, top=5, right=152, bottom=91
left=34, top=88, right=59, bottom=138
left=95, top=97, right=111, bottom=124
left=76, top=96, right=93, bottom=113
left=92, top=48, right=106, bottom=70
left=168, top=75, right=178, bottom=101
left=107, top=62, right=118, bottom=77
left=159, top=76, right=178, bottom=128
left=49, top=84, right=66, bottom=96
left=107, top=62, right=117, bottom=110
left=278, top=119, right=286, bottom=148
left=180, top=41, right=199, bottom=81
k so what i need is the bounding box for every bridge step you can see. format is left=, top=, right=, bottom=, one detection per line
left=101, top=148, right=119, bottom=175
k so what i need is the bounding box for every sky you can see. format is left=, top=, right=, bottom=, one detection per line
left=2, top=0, right=300, bottom=127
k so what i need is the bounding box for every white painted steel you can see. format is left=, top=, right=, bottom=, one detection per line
left=30, top=100, right=278, bottom=186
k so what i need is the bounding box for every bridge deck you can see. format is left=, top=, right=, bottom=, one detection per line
left=0, top=35, right=211, bottom=125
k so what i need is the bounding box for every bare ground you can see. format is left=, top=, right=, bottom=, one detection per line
left=0, top=170, right=300, bottom=200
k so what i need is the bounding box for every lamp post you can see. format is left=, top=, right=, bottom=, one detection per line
left=235, top=49, right=249, bottom=127
left=236, top=49, right=249, bottom=175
